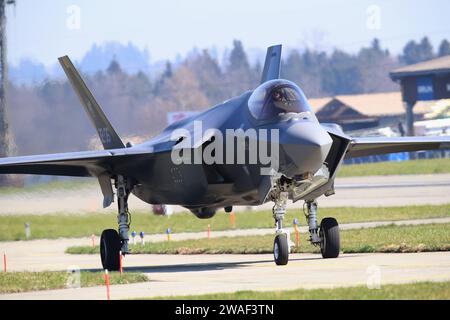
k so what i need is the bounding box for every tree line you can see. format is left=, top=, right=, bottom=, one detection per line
left=7, top=37, right=450, bottom=156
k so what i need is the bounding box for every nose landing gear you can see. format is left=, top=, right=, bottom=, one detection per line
left=272, top=192, right=291, bottom=265
left=270, top=193, right=341, bottom=266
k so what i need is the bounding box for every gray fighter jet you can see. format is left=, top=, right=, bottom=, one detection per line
left=1, top=45, right=449, bottom=269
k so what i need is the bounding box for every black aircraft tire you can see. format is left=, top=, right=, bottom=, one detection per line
left=319, top=218, right=340, bottom=258
left=274, top=234, right=289, bottom=265
left=100, top=229, right=121, bottom=271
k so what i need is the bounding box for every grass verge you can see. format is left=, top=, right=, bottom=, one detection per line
left=150, top=281, right=450, bottom=300
left=0, top=271, right=148, bottom=294
left=338, top=158, right=450, bottom=177
left=0, top=178, right=95, bottom=196
left=66, top=223, right=450, bottom=255
left=1, top=204, right=449, bottom=241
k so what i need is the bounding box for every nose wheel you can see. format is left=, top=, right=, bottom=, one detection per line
left=274, top=233, right=289, bottom=265
left=272, top=192, right=291, bottom=265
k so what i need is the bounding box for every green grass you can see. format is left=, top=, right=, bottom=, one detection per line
left=0, top=178, right=95, bottom=196
left=66, top=222, right=450, bottom=255
left=1, top=204, right=449, bottom=241
left=150, top=281, right=450, bottom=300
left=338, top=158, right=450, bottom=177
left=0, top=270, right=148, bottom=294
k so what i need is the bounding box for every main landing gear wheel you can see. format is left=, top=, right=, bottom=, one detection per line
left=100, top=229, right=121, bottom=271
left=319, top=217, right=340, bottom=259
left=274, top=233, right=289, bottom=265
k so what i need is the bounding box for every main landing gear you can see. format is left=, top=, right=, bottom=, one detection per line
left=304, top=200, right=340, bottom=259
left=100, top=175, right=132, bottom=271
left=271, top=195, right=340, bottom=266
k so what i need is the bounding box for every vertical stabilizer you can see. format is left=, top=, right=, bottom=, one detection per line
left=58, top=55, right=125, bottom=150
left=260, top=45, right=282, bottom=84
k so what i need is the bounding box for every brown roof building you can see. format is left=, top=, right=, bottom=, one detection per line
left=315, top=98, right=379, bottom=131
left=309, top=92, right=434, bottom=117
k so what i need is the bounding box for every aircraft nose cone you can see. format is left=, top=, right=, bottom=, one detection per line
left=280, top=122, right=333, bottom=177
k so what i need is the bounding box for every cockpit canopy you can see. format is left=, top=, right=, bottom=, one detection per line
left=248, top=79, right=312, bottom=121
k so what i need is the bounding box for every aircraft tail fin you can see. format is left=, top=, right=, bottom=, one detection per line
left=260, top=45, right=282, bottom=84
left=58, top=56, right=125, bottom=150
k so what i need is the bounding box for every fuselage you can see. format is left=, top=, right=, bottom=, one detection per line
left=119, top=79, right=351, bottom=216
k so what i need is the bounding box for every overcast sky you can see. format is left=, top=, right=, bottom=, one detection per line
left=6, top=0, right=450, bottom=66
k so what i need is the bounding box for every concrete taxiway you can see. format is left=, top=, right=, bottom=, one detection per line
left=0, top=217, right=449, bottom=300
left=0, top=174, right=448, bottom=299
left=0, top=252, right=449, bottom=300
left=1, top=217, right=449, bottom=273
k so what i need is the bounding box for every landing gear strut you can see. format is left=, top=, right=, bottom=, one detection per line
left=305, top=201, right=320, bottom=244
left=116, top=175, right=131, bottom=254
left=100, top=175, right=132, bottom=271
left=272, top=192, right=290, bottom=265
left=304, top=200, right=340, bottom=259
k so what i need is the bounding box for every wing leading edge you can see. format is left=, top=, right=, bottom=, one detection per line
left=346, top=136, right=450, bottom=158
left=0, top=148, right=151, bottom=177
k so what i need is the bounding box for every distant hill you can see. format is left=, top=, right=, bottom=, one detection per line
left=9, top=41, right=165, bottom=84
left=79, top=42, right=151, bottom=74
left=9, top=59, right=48, bottom=85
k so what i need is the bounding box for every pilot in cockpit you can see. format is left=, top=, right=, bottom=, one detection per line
left=272, top=89, right=283, bottom=102
left=248, top=79, right=313, bottom=121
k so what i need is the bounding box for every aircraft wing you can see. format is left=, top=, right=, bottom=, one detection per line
left=0, top=148, right=150, bottom=177
left=346, top=136, right=450, bottom=158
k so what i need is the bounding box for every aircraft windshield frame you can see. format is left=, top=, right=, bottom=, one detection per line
left=248, top=80, right=312, bottom=121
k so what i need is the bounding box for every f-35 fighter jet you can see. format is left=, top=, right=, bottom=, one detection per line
left=1, top=45, right=449, bottom=269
